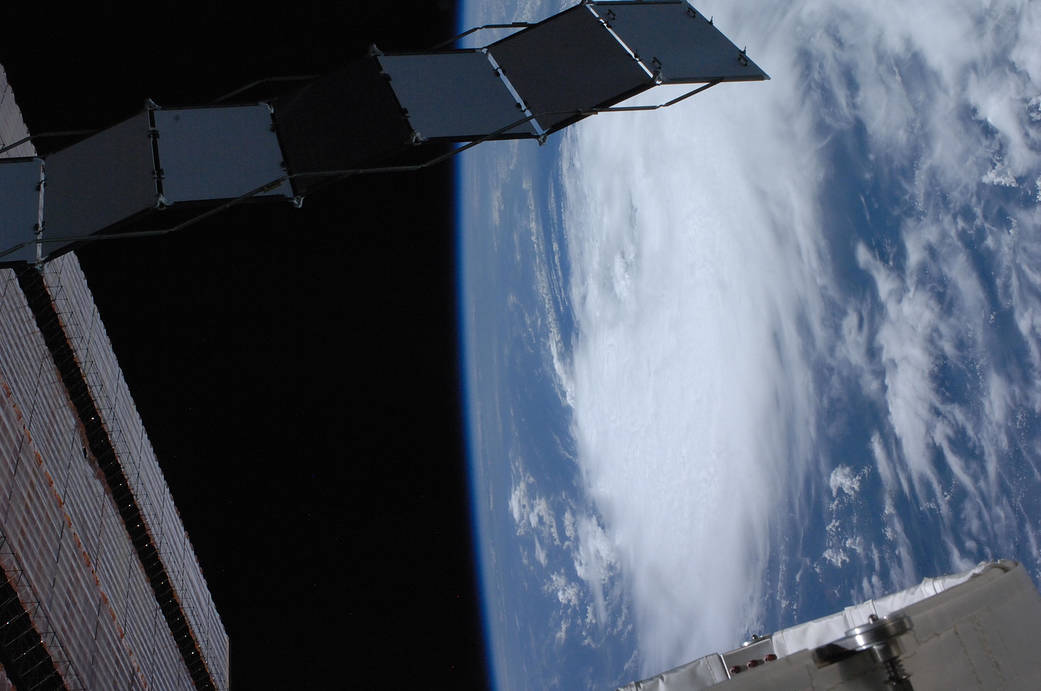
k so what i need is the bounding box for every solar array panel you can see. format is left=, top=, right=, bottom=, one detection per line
left=590, top=1, right=769, bottom=84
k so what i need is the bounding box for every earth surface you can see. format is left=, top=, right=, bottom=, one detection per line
left=457, top=1, right=1041, bottom=689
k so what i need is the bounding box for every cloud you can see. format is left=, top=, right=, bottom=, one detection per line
left=571, top=513, right=618, bottom=628
left=508, top=474, right=561, bottom=547
left=829, top=465, right=865, bottom=500
left=464, top=0, right=1041, bottom=687
left=559, top=74, right=824, bottom=672
left=557, top=0, right=1041, bottom=679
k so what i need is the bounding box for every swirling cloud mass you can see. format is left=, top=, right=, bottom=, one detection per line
left=554, top=0, right=1041, bottom=679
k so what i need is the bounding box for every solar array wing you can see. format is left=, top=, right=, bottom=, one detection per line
left=1, top=1, right=770, bottom=266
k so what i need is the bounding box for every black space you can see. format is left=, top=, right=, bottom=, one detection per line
left=2, top=1, right=487, bottom=688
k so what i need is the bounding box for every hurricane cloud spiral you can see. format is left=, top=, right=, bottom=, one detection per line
left=460, top=0, right=1041, bottom=687
left=549, top=0, right=1041, bottom=679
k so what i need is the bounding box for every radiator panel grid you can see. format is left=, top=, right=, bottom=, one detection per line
left=1, top=267, right=196, bottom=689
left=0, top=68, right=34, bottom=158
left=43, top=257, right=229, bottom=689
